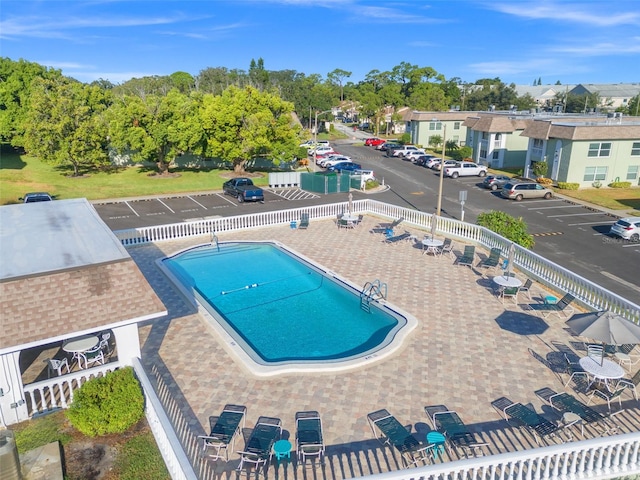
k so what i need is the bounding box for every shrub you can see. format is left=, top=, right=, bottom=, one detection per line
left=537, top=177, right=553, bottom=185
left=365, top=179, right=380, bottom=190
left=557, top=182, right=580, bottom=190
left=532, top=161, right=548, bottom=178
left=608, top=181, right=631, bottom=188
left=399, top=133, right=411, bottom=145
left=476, top=211, right=535, bottom=249
left=66, top=367, right=144, bottom=437
left=592, top=180, right=602, bottom=188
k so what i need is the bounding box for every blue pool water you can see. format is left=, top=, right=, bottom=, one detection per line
left=161, top=242, right=406, bottom=364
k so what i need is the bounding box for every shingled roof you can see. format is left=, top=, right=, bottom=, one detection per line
left=0, top=199, right=167, bottom=352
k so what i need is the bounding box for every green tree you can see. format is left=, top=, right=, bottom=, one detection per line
left=249, top=58, right=270, bottom=91
left=23, top=77, right=111, bottom=176
left=429, top=135, right=443, bottom=149
left=477, top=211, right=535, bottom=249
left=169, top=71, right=195, bottom=93
left=0, top=57, right=63, bottom=147
left=200, top=86, right=300, bottom=174
left=327, top=68, right=352, bottom=102
left=107, top=89, right=204, bottom=174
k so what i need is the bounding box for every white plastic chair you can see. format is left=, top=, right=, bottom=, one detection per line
left=45, top=357, right=70, bottom=378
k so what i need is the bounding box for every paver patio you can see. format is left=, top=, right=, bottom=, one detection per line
left=129, top=214, right=640, bottom=479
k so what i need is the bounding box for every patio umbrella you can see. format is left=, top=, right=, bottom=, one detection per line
left=506, top=242, right=515, bottom=277
left=566, top=310, right=640, bottom=365
left=430, top=214, right=437, bottom=239
left=348, top=192, right=353, bottom=215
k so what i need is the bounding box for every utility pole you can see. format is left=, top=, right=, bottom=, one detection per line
left=436, top=124, right=447, bottom=217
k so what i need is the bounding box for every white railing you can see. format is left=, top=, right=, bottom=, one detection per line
left=366, top=432, right=640, bottom=480
left=132, top=358, right=198, bottom=480
left=114, top=199, right=640, bottom=323
left=23, top=361, right=120, bottom=416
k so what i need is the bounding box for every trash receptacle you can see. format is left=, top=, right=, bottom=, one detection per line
left=0, top=429, right=22, bottom=480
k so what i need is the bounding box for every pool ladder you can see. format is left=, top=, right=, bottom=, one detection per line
left=210, top=231, right=220, bottom=252
left=360, top=280, right=387, bottom=313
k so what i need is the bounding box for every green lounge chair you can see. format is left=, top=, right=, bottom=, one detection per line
left=384, top=232, right=412, bottom=245
left=424, top=405, right=488, bottom=457
left=368, top=409, right=431, bottom=468
left=236, top=416, right=282, bottom=474
left=456, top=245, right=475, bottom=267
left=492, top=396, right=560, bottom=445
left=527, top=293, right=576, bottom=318
left=478, top=247, right=501, bottom=272
left=198, top=404, right=247, bottom=461
left=299, top=212, right=310, bottom=229
left=295, top=410, right=325, bottom=464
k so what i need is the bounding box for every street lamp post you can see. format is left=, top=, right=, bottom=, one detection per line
left=312, top=109, right=332, bottom=166
left=436, top=124, right=447, bottom=217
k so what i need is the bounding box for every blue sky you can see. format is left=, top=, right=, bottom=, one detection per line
left=1, top=0, right=639, bottom=86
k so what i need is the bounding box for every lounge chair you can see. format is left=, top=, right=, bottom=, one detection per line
left=236, top=416, right=282, bottom=474
left=526, top=293, right=576, bottom=318
left=477, top=247, right=501, bottom=272
left=384, top=232, right=412, bottom=245
left=299, top=212, right=310, bottom=229
left=491, top=396, right=561, bottom=445
left=367, top=409, right=431, bottom=468
left=424, top=405, right=488, bottom=457
left=198, top=404, right=247, bottom=461
left=534, top=388, right=618, bottom=437
left=295, top=410, right=325, bottom=465
left=456, top=245, right=475, bottom=267
left=616, top=368, right=640, bottom=401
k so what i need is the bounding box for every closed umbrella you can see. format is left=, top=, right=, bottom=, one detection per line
left=566, top=310, right=640, bottom=365
left=348, top=192, right=353, bottom=215
left=507, top=242, right=515, bottom=277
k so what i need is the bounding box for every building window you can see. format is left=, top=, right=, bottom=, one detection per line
left=480, top=145, right=487, bottom=159
left=429, top=122, right=442, bottom=130
left=632, top=142, right=640, bottom=156
left=583, top=166, right=608, bottom=181
left=452, top=135, right=459, bottom=143
left=627, top=165, right=639, bottom=181
left=587, top=142, right=611, bottom=157
left=493, top=150, right=499, bottom=159
left=533, top=139, right=544, bottom=149
left=454, top=122, right=460, bottom=130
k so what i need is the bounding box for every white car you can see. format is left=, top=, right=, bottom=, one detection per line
left=392, top=145, right=422, bottom=158
left=308, top=145, right=334, bottom=156
left=404, top=150, right=427, bottom=162
left=299, top=140, right=316, bottom=148
left=610, top=217, right=640, bottom=242
left=443, top=162, right=488, bottom=178
left=354, top=169, right=375, bottom=182
left=321, top=156, right=351, bottom=168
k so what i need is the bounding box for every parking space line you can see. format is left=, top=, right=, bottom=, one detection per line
left=547, top=212, right=603, bottom=218
left=568, top=221, right=611, bottom=226
left=187, top=196, right=208, bottom=209
left=218, top=193, right=238, bottom=205
left=124, top=201, right=140, bottom=217
left=529, top=205, right=583, bottom=210
left=157, top=198, right=175, bottom=213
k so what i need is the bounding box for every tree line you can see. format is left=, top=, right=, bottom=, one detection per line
left=1, top=57, right=637, bottom=175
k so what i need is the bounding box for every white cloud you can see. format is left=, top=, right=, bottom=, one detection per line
left=551, top=40, right=640, bottom=56
left=490, top=1, right=640, bottom=27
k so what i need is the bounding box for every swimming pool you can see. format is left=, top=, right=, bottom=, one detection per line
left=158, top=241, right=416, bottom=375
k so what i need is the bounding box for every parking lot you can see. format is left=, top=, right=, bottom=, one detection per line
left=93, top=188, right=320, bottom=230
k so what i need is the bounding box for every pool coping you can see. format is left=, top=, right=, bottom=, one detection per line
left=155, top=239, right=418, bottom=377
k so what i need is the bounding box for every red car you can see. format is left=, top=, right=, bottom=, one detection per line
left=364, top=137, right=385, bottom=147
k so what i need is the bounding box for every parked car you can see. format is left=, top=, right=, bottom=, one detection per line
left=328, top=162, right=362, bottom=173
left=385, top=144, right=406, bottom=157
left=500, top=182, right=553, bottom=201
left=404, top=150, right=428, bottom=162
left=308, top=145, right=334, bottom=156
left=432, top=159, right=458, bottom=171
left=20, top=192, right=53, bottom=203
left=391, top=145, right=423, bottom=158
left=413, top=155, right=434, bottom=167
left=365, top=138, right=386, bottom=147
left=222, top=178, right=264, bottom=203
left=354, top=169, right=375, bottom=182
left=443, top=162, right=488, bottom=178
left=299, top=140, right=316, bottom=148
left=321, top=155, right=351, bottom=168
left=378, top=142, right=401, bottom=152
left=423, top=157, right=442, bottom=169
left=482, top=175, right=512, bottom=191
left=609, top=217, right=640, bottom=242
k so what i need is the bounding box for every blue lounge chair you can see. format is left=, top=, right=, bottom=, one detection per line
left=424, top=405, right=488, bottom=457
left=368, top=409, right=431, bottom=468
left=492, top=397, right=561, bottom=445
left=198, top=404, right=247, bottom=461
left=236, top=416, right=282, bottom=474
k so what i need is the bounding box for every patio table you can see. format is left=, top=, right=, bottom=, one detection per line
left=579, top=356, right=624, bottom=389
left=422, top=238, right=443, bottom=256
left=493, top=275, right=523, bottom=288
left=62, top=335, right=99, bottom=354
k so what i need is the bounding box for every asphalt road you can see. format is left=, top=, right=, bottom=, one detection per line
left=93, top=132, right=640, bottom=306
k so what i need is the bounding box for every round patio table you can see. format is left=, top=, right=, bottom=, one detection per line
left=493, top=275, right=522, bottom=288
left=422, top=238, right=443, bottom=256
left=62, top=335, right=99, bottom=353
left=273, top=439, right=291, bottom=463
left=579, top=356, right=624, bottom=388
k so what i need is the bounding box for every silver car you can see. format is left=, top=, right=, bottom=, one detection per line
left=610, top=217, right=640, bottom=242
left=500, top=182, right=553, bottom=201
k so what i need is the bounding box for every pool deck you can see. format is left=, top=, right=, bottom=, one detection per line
left=130, top=215, right=640, bottom=479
